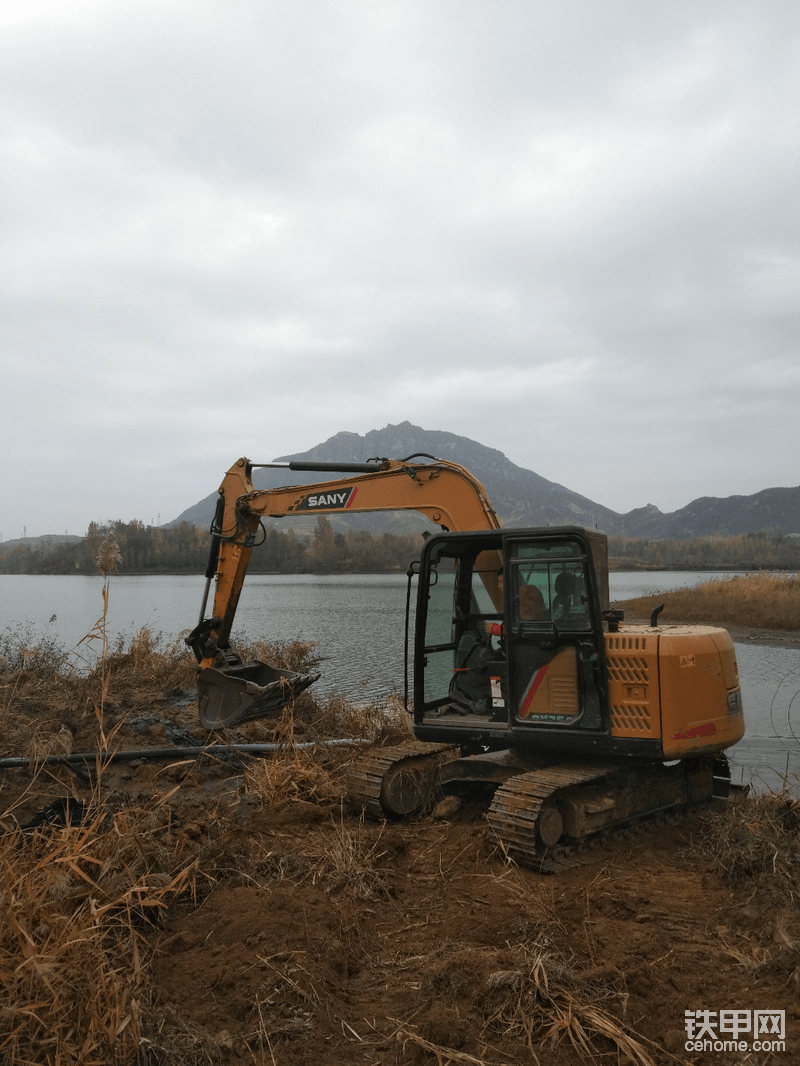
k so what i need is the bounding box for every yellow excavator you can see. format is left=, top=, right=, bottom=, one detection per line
left=186, top=455, right=745, bottom=868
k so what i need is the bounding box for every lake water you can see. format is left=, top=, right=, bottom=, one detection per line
left=1, top=571, right=798, bottom=788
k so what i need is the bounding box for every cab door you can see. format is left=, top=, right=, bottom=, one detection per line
left=504, top=535, right=607, bottom=734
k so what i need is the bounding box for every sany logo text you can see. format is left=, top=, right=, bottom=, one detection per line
left=296, top=487, right=357, bottom=511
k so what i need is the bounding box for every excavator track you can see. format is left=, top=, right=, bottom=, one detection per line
left=349, top=746, right=736, bottom=871
left=487, top=757, right=726, bottom=873
left=487, top=764, right=616, bottom=872
left=347, top=742, right=460, bottom=819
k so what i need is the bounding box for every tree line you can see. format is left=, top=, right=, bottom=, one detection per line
left=607, top=529, right=800, bottom=570
left=3, top=520, right=798, bottom=576
left=0, top=517, right=425, bottom=576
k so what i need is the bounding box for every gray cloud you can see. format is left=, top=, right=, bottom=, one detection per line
left=1, top=0, right=798, bottom=537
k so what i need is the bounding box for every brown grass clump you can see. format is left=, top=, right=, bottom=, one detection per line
left=229, top=635, right=321, bottom=675
left=0, top=628, right=88, bottom=746
left=0, top=797, right=197, bottom=1065
left=244, top=746, right=343, bottom=808
left=480, top=931, right=656, bottom=1065
left=98, top=628, right=197, bottom=693
left=314, top=689, right=414, bottom=744
left=614, top=570, right=800, bottom=630
left=309, top=814, right=390, bottom=899
left=692, top=784, right=800, bottom=903
left=0, top=626, right=68, bottom=676
left=475, top=871, right=658, bottom=1064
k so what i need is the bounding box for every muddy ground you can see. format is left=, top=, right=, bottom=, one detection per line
left=2, top=633, right=800, bottom=1065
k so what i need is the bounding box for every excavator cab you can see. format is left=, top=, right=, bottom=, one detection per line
left=413, top=527, right=615, bottom=755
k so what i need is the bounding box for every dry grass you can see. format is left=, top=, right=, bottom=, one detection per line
left=244, top=746, right=344, bottom=808
left=138, top=1003, right=223, bottom=1065
left=0, top=626, right=356, bottom=761
left=228, top=635, right=322, bottom=681
left=313, top=689, right=414, bottom=744
left=0, top=628, right=321, bottom=718
left=309, top=812, right=390, bottom=899
left=0, top=626, right=197, bottom=751
left=480, top=934, right=657, bottom=1065
left=0, top=627, right=89, bottom=751
left=396, top=1029, right=499, bottom=1066
left=100, top=628, right=197, bottom=692
left=692, top=784, right=800, bottom=903
left=0, top=797, right=198, bottom=1065
left=0, top=626, right=68, bottom=675
left=614, top=570, right=800, bottom=630
left=476, top=868, right=658, bottom=1064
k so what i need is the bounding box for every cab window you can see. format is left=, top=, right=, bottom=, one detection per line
left=510, top=549, right=590, bottom=630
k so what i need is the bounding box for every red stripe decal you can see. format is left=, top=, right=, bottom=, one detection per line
left=520, top=663, right=550, bottom=718
left=345, top=487, right=358, bottom=508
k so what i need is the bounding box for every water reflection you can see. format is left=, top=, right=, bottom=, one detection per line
left=730, top=641, right=800, bottom=791
left=237, top=574, right=417, bottom=703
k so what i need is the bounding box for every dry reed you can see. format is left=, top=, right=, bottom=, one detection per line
left=614, top=571, right=800, bottom=630
left=244, top=747, right=343, bottom=808
left=396, top=1029, right=498, bottom=1066
left=692, top=785, right=800, bottom=903
left=312, top=689, right=414, bottom=744
left=309, top=813, right=389, bottom=898
left=0, top=799, right=196, bottom=1064
left=478, top=870, right=657, bottom=1064
left=482, top=942, right=656, bottom=1065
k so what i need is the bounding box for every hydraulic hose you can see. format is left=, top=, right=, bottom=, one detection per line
left=0, top=737, right=372, bottom=770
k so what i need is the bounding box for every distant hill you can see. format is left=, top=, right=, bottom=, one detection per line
left=619, top=487, right=800, bottom=539
left=0, top=534, right=82, bottom=554
left=169, top=421, right=800, bottom=539
left=0, top=534, right=81, bottom=548
left=170, top=422, right=619, bottom=535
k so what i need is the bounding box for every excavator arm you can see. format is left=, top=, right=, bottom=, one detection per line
left=187, top=454, right=501, bottom=728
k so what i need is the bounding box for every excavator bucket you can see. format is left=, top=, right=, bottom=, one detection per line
left=197, top=661, right=320, bottom=729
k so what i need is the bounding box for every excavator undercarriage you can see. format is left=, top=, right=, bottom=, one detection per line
left=347, top=743, right=735, bottom=871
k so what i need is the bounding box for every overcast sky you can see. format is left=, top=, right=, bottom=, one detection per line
left=2, top=0, right=798, bottom=539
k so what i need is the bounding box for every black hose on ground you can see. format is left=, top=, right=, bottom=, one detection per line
left=0, top=737, right=371, bottom=770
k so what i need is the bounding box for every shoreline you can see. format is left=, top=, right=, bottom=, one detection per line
left=620, top=615, right=800, bottom=650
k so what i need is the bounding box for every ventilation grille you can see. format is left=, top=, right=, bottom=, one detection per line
left=610, top=704, right=652, bottom=733
left=605, top=655, right=649, bottom=685
left=606, top=635, right=648, bottom=651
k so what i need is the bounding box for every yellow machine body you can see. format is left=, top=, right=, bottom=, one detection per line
left=606, top=625, right=744, bottom=757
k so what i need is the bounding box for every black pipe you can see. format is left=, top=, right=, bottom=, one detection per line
left=249, top=461, right=387, bottom=473
left=287, top=461, right=386, bottom=473
left=0, top=738, right=371, bottom=770
left=403, top=561, right=420, bottom=713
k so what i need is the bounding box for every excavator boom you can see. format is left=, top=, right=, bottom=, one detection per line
left=187, top=455, right=500, bottom=727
